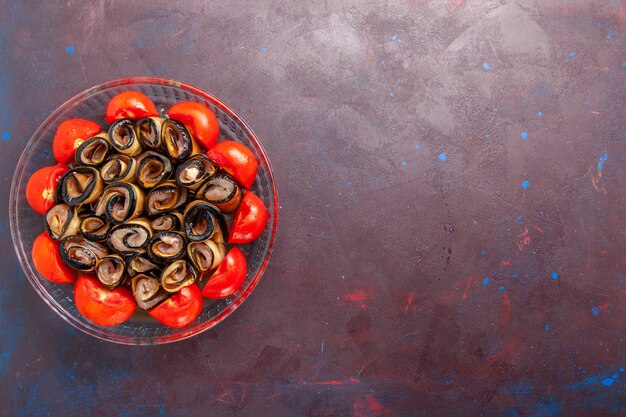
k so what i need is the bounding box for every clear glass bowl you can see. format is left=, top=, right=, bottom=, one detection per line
left=9, top=77, right=279, bottom=345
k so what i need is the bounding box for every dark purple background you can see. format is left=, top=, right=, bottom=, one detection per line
left=1, top=1, right=624, bottom=416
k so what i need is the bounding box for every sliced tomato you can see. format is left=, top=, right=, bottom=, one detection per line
left=148, top=284, right=203, bottom=328
left=74, top=274, right=136, bottom=326
left=105, top=91, right=158, bottom=124
left=229, top=192, right=268, bottom=244
left=26, top=164, right=71, bottom=214
left=53, top=119, right=101, bottom=164
left=202, top=247, right=247, bottom=299
left=32, top=232, right=76, bottom=284
left=167, top=101, right=220, bottom=149
left=206, top=141, right=258, bottom=189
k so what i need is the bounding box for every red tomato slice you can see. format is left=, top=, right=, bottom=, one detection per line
left=229, top=192, right=268, bottom=244
left=32, top=232, right=76, bottom=284
left=148, top=284, right=203, bottom=328
left=105, top=91, right=158, bottom=124
left=53, top=119, right=101, bottom=165
left=167, top=101, right=220, bottom=149
left=206, top=141, right=258, bottom=189
left=74, top=274, right=136, bottom=326
left=26, top=164, right=71, bottom=214
left=202, top=247, right=247, bottom=299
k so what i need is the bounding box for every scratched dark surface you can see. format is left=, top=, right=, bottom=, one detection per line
left=0, top=1, right=625, bottom=416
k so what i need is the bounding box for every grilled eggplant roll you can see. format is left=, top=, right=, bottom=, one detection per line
left=75, top=133, right=110, bottom=167
left=196, top=173, right=242, bottom=213
left=150, top=212, right=183, bottom=232
left=131, top=274, right=168, bottom=310
left=106, top=217, right=153, bottom=255
left=136, top=117, right=165, bottom=149
left=94, top=183, right=145, bottom=224
left=182, top=200, right=227, bottom=242
left=58, top=166, right=104, bottom=206
left=127, top=255, right=161, bottom=277
left=147, top=231, right=186, bottom=263
left=135, top=151, right=173, bottom=189
left=95, top=254, right=126, bottom=288
left=144, top=181, right=188, bottom=216
left=45, top=203, right=81, bottom=240
left=161, top=119, right=200, bottom=161
left=160, top=260, right=197, bottom=293
left=108, top=118, right=142, bottom=156
left=174, top=154, right=217, bottom=191
left=60, top=235, right=109, bottom=271
left=187, top=239, right=226, bottom=274
left=79, top=215, right=111, bottom=242
left=100, top=154, right=138, bottom=184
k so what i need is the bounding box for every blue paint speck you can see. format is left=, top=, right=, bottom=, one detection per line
left=513, top=274, right=518, bottom=278
left=438, top=153, right=447, bottom=161
left=516, top=216, right=523, bottom=221
left=569, top=51, right=576, bottom=57
left=481, top=250, right=486, bottom=255
left=1, top=132, right=10, bottom=140
left=65, top=45, right=74, bottom=53
left=499, top=285, right=505, bottom=291
left=401, top=161, right=407, bottom=167
left=482, top=62, right=490, bottom=70
left=602, top=378, right=614, bottom=387
left=537, top=111, right=543, bottom=117
left=381, top=60, right=385, bottom=65
left=623, top=62, right=626, bottom=67
left=347, top=181, right=352, bottom=187
left=521, top=180, right=530, bottom=190
left=484, top=133, right=490, bottom=139
left=483, top=277, right=490, bottom=286
left=620, top=368, right=624, bottom=373
left=520, top=131, right=528, bottom=140
left=391, top=34, right=398, bottom=41
left=597, top=150, right=608, bottom=172
left=591, top=307, right=600, bottom=316
left=389, top=91, right=395, bottom=97
left=260, top=47, right=267, bottom=53
left=551, top=272, right=559, bottom=280
left=415, top=144, right=420, bottom=150
left=545, top=325, right=550, bottom=331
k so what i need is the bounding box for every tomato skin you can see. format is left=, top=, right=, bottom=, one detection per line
left=74, top=275, right=136, bottom=326
left=229, top=192, right=268, bottom=244
left=202, top=247, right=247, bottom=299
left=167, top=101, right=220, bottom=149
left=53, top=119, right=101, bottom=165
left=206, top=141, right=258, bottom=189
left=148, top=284, right=203, bottom=328
left=26, top=164, right=71, bottom=214
left=105, top=91, right=158, bottom=124
left=32, top=232, right=77, bottom=284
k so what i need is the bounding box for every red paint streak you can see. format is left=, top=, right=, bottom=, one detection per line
left=462, top=276, right=475, bottom=300
left=486, top=336, right=525, bottom=366
left=448, top=0, right=465, bottom=12
left=353, top=394, right=388, bottom=417
left=517, top=227, right=531, bottom=252
left=501, top=261, right=511, bottom=267
left=344, top=289, right=369, bottom=309
left=316, top=378, right=359, bottom=385
left=533, top=225, right=543, bottom=233
left=401, top=291, right=416, bottom=313
left=500, top=292, right=511, bottom=327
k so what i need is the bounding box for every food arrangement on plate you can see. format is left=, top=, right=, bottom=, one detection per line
left=25, top=91, right=268, bottom=329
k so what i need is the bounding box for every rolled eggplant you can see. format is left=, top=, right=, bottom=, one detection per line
left=182, top=200, right=227, bottom=242
left=144, top=181, right=188, bottom=216
left=196, top=173, right=242, bottom=213
left=44, top=203, right=81, bottom=240
left=131, top=274, right=168, bottom=310
left=79, top=215, right=111, bottom=242
left=160, top=260, right=197, bottom=293
left=150, top=212, right=183, bottom=232
left=95, top=254, right=126, bottom=288
left=75, top=133, right=110, bottom=167
left=136, top=117, right=165, bottom=149
left=106, top=217, right=153, bottom=255
left=174, top=154, right=217, bottom=191
left=161, top=119, right=200, bottom=161
left=147, top=231, right=186, bottom=262
left=57, top=166, right=104, bottom=206
left=94, top=182, right=145, bottom=224
left=187, top=239, right=226, bottom=274
left=60, top=235, right=109, bottom=271
left=135, top=151, right=173, bottom=189
left=108, top=118, right=142, bottom=156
